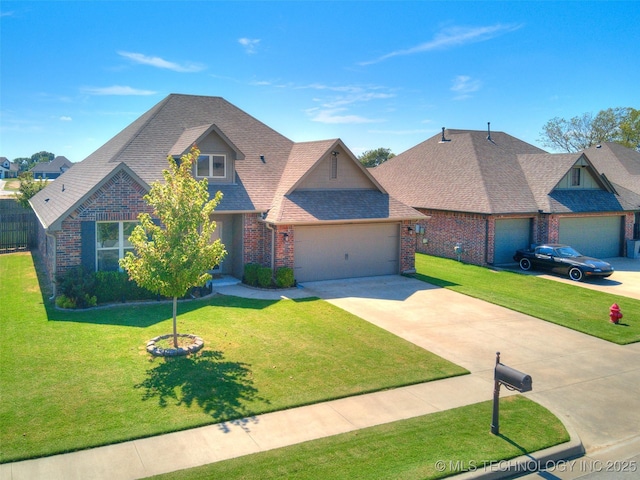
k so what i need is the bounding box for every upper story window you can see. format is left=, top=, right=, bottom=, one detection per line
left=571, top=167, right=581, bottom=187
left=331, top=156, right=338, bottom=179
left=96, top=221, right=137, bottom=271
left=196, top=154, right=226, bottom=178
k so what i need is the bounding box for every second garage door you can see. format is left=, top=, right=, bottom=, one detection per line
left=294, top=223, right=399, bottom=282
left=559, top=216, right=622, bottom=258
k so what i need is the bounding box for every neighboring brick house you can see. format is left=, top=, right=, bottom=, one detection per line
left=372, top=129, right=640, bottom=265
left=29, top=156, right=73, bottom=179
left=30, top=94, right=424, bottom=291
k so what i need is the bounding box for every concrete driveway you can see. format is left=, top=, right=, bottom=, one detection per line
left=503, top=257, right=640, bottom=300
left=302, top=275, right=640, bottom=461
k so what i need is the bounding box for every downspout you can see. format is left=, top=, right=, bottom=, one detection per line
left=265, top=222, right=275, bottom=271
left=485, top=216, right=489, bottom=265
left=45, top=228, right=57, bottom=299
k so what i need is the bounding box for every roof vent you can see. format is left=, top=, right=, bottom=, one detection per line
left=439, top=127, right=450, bottom=143
left=487, top=122, right=492, bottom=142
left=260, top=155, right=265, bottom=162
left=596, top=144, right=602, bottom=148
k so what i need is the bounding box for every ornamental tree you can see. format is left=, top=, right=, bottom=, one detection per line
left=120, top=146, right=226, bottom=348
left=15, top=172, right=47, bottom=209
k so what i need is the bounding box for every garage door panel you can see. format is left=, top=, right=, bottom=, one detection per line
left=294, top=224, right=399, bottom=282
left=494, top=218, right=531, bottom=265
left=559, top=216, right=622, bottom=258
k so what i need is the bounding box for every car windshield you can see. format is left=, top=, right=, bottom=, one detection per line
left=555, top=246, right=582, bottom=258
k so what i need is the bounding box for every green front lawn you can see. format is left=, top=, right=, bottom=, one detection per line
left=152, top=396, right=569, bottom=480
left=0, top=253, right=467, bottom=463
left=415, top=254, right=640, bottom=344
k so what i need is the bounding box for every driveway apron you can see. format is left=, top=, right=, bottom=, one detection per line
left=301, top=275, right=640, bottom=454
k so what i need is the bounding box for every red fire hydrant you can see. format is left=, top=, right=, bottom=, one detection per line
left=609, top=304, right=623, bottom=324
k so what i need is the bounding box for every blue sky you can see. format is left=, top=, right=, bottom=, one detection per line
left=1, top=1, right=639, bottom=162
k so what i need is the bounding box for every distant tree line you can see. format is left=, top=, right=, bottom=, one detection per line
left=10, top=151, right=56, bottom=172
left=539, top=107, right=639, bottom=152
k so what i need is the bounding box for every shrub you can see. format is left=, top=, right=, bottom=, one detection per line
left=55, top=294, right=76, bottom=309
left=243, top=263, right=260, bottom=286
left=257, top=267, right=273, bottom=288
left=56, top=268, right=157, bottom=308
left=56, top=266, right=97, bottom=309
left=276, top=267, right=295, bottom=288
left=94, top=271, right=155, bottom=303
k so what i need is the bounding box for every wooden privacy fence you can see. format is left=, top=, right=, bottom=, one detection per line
left=0, top=198, right=38, bottom=253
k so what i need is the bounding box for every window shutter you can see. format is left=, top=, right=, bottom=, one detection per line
left=81, top=221, right=96, bottom=271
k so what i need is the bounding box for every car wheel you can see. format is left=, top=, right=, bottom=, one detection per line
left=569, top=267, right=583, bottom=282
left=519, top=258, right=532, bottom=271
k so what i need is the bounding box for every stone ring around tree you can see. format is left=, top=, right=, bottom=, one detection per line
left=146, top=334, right=204, bottom=357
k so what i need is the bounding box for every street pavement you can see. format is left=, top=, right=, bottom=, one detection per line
left=1, top=265, right=638, bottom=479
left=0, top=179, right=17, bottom=196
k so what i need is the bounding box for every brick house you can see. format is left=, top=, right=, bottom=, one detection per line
left=30, top=94, right=424, bottom=291
left=372, top=128, right=640, bottom=265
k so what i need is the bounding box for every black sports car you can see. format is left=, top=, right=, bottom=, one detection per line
left=513, top=244, right=614, bottom=281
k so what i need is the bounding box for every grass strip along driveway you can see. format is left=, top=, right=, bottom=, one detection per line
left=150, top=396, right=568, bottom=480
left=415, top=253, right=640, bottom=345
left=0, top=253, right=467, bottom=463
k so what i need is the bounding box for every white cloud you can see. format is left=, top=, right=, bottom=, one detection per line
left=118, top=51, right=205, bottom=73
left=451, top=75, right=481, bottom=100
left=359, top=23, right=523, bottom=65
left=60, top=116, right=72, bottom=121
left=238, top=38, right=260, bottom=54
left=294, top=83, right=396, bottom=109
left=247, top=79, right=393, bottom=125
left=306, top=107, right=381, bottom=125
left=81, top=85, right=157, bottom=96
left=369, top=128, right=432, bottom=135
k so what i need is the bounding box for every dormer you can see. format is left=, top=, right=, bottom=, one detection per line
left=170, top=124, right=244, bottom=184
left=295, top=144, right=380, bottom=191
left=554, top=155, right=603, bottom=190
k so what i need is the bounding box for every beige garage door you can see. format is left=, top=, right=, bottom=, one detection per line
left=559, top=216, right=622, bottom=258
left=294, top=223, right=399, bottom=282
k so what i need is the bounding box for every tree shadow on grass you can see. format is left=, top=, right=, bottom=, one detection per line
left=135, top=350, right=269, bottom=432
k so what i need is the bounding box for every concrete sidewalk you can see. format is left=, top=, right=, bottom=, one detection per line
left=2, top=275, right=638, bottom=479
left=1, top=374, right=524, bottom=480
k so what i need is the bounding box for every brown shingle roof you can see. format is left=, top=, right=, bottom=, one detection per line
left=30, top=94, right=423, bottom=229
left=270, top=190, right=423, bottom=224
left=373, top=129, right=544, bottom=214
left=373, top=130, right=638, bottom=215
left=582, top=142, right=640, bottom=194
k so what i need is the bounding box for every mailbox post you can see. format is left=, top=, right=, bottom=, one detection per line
left=491, top=352, right=532, bottom=435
